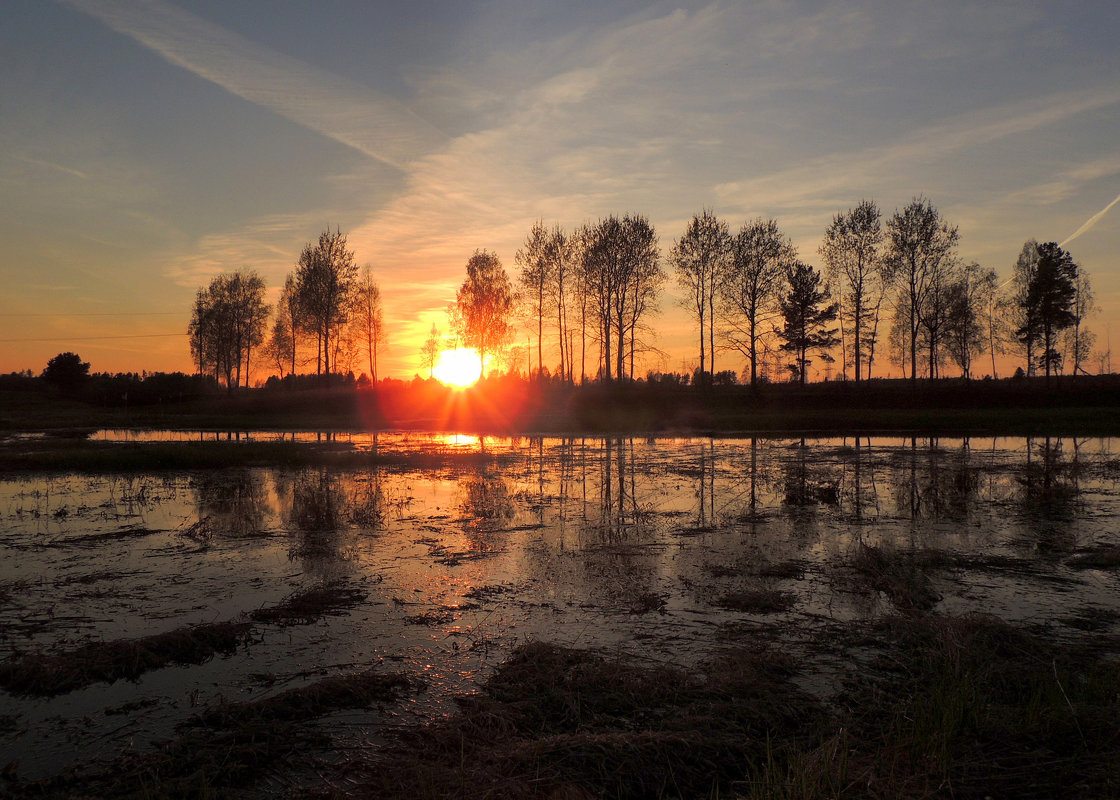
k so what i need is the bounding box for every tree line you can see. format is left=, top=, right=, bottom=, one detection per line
left=189, top=229, right=384, bottom=391
left=187, top=198, right=1100, bottom=390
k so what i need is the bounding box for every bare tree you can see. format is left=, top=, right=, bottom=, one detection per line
left=295, top=228, right=358, bottom=381
left=515, top=221, right=554, bottom=381
left=455, top=249, right=513, bottom=377
left=719, top=218, right=794, bottom=386
left=670, top=209, right=731, bottom=385
left=188, top=270, right=269, bottom=392
left=353, top=264, right=384, bottom=383
left=420, top=323, right=442, bottom=378
left=1063, top=265, right=1096, bottom=375
left=885, top=198, right=959, bottom=380
left=547, top=226, right=576, bottom=383
left=1009, top=240, right=1040, bottom=376
left=944, top=261, right=997, bottom=379
left=579, top=214, right=663, bottom=381
left=819, top=200, right=887, bottom=382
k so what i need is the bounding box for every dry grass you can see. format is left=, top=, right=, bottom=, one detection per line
left=10, top=668, right=417, bottom=799
left=249, top=584, right=367, bottom=625
left=0, top=620, right=250, bottom=696
left=846, top=543, right=941, bottom=612
left=717, top=589, right=797, bottom=614
left=1067, top=544, right=1120, bottom=570
left=317, top=641, right=825, bottom=800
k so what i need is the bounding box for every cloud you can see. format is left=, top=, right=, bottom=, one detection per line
left=714, top=86, right=1120, bottom=213
left=60, top=0, right=446, bottom=169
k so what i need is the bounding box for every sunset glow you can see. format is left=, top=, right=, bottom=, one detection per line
left=433, top=348, right=482, bottom=388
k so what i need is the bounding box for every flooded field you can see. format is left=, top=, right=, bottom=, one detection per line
left=2, top=433, right=1119, bottom=795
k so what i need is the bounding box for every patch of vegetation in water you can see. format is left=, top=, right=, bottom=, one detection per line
left=249, top=584, right=367, bottom=626
left=6, top=668, right=418, bottom=799
left=313, top=613, right=1120, bottom=800
left=0, top=620, right=251, bottom=696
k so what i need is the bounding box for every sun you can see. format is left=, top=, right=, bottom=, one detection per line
left=433, top=347, right=483, bottom=388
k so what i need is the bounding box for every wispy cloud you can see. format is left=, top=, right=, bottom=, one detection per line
left=60, top=0, right=446, bottom=170
left=714, top=86, right=1120, bottom=213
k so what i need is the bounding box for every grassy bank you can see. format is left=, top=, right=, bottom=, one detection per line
left=5, top=373, right=1120, bottom=438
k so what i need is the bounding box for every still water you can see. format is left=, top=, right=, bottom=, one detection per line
left=1, top=433, right=1118, bottom=779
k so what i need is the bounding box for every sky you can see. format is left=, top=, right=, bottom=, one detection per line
left=1, top=0, right=1118, bottom=380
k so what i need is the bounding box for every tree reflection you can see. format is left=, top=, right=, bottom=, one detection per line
left=1019, top=437, right=1083, bottom=552
left=192, top=470, right=268, bottom=536
left=459, top=473, right=515, bottom=551
left=782, top=439, right=839, bottom=512
left=587, top=438, right=651, bottom=542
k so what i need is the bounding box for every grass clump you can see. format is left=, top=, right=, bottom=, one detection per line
left=249, top=584, right=367, bottom=625
left=0, top=620, right=250, bottom=696
left=847, top=543, right=941, bottom=612
left=186, top=669, right=418, bottom=729
left=9, top=668, right=417, bottom=799
left=325, top=641, right=826, bottom=799
left=828, top=614, right=1120, bottom=799
left=717, top=589, right=796, bottom=614
left=1067, top=544, right=1120, bottom=570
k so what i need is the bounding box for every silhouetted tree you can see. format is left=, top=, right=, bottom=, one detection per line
left=885, top=198, right=959, bottom=380
left=420, top=323, right=442, bottom=378
left=944, top=262, right=997, bottom=379
left=188, top=270, right=269, bottom=391
left=516, top=220, right=554, bottom=381
left=1010, top=240, right=1040, bottom=375
left=579, top=214, right=663, bottom=381
left=1019, top=242, right=1078, bottom=380
left=265, top=275, right=301, bottom=377
left=1063, top=265, right=1096, bottom=375
left=720, top=218, right=795, bottom=386
left=455, top=249, right=513, bottom=377
left=670, top=209, right=730, bottom=385
left=295, top=228, right=358, bottom=380
left=41, top=352, right=90, bottom=396
left=353, top=264, right=384, bottom=383
left=778, top=262, right=838, bottom=384
left=820, top=200, right=887, bottom=381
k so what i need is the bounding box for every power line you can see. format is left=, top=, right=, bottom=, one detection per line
left=0, top=333, right=183, bottom=343
left=0, top=312, right=182, bottom=318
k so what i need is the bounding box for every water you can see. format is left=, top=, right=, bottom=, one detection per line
left=1, top=433, right=1118, bottom=780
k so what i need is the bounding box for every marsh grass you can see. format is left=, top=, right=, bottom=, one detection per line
left=249, top=585, right=367, bottom=626
left=1067, top=544, right=1120, bottom=570
left=0, top=620, right=250, bottom=696
left=846, top=543, right=941, bottom=612
left=9, top=668, right=417, bottom=799
left=717, top=589, right=797, bottom=614
left=308, top=613, right=1120, bottom=800
left=321, top=641, right=826, bottom=800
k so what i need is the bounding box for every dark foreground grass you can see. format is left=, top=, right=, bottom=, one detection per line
left=315, top=614, right=1120, bottom=800
left=0, top=585, right=368, bottom=696
left=0, top=620, right=250, bottom=696
left=8, top=668, right=418, bottom=799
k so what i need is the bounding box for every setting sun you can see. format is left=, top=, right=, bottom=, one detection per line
left=433, top=348, right=483, bottom=388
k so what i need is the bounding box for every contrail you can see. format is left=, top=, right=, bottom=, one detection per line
left=1060, top=190, right=1120, bottom=247
left=59, top=0, right=445, bottom=170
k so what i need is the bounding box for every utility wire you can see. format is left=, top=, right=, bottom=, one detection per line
left=0, top=333, right=182, bottom=343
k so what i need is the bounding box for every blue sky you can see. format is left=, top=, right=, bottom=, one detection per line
left=2, top=0, right=1118, bottom=378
